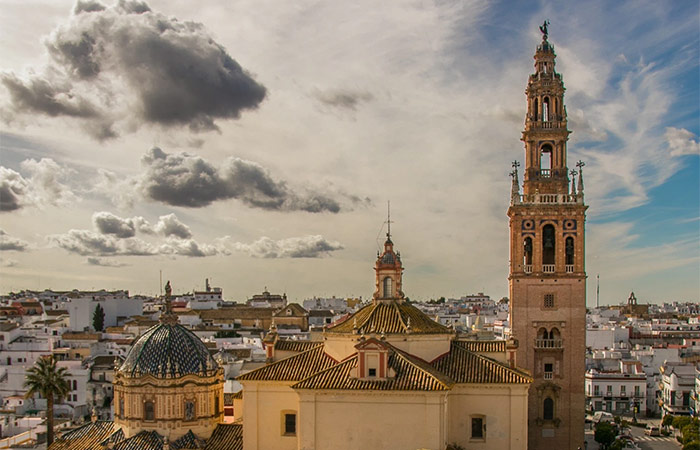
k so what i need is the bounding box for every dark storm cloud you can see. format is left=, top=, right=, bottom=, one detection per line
left=139, top=147, right=341, bottom=212
left=0, top=168, right=28, bottom=211
left=0, top=229, right=29, bottom=251
left=233, top=235, right=344, bottom=258
left=92, top=211, right=136, bottom=238
left=2, top=0, right=266, bottom=139
left=315, top=89, right=374, bottom=110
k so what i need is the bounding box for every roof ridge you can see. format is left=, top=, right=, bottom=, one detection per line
left=237, top=345, right=327, bottom=381
left=389, top=345, right=454, bottom=388
left=392, top=301, right=409, bottom=332
left=291, top=355, right=354, bottom=389
left=457, top=345, right=533, bottom=382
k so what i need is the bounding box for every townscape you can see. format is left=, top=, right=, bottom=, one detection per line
left=0, top=1, right=698, bottom=450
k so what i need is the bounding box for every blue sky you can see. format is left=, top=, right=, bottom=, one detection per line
left=0, top=0, right=697, bottom=304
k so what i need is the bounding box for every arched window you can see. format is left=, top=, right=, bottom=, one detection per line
left=543, top=397, right=554, bottom=420
left=382, top=277, right=393, bottom=298
left=119, top=396, right=124, bottom=419
left=184, top=400, right=195, bottom=421
left=542, top=225, right=555, bottom=265
left=565, top=237, right=574, bottom=265
left=523, top=237, right=533, bottom=266
left=550, top=327, right=560, bottom=339
left=144, top=401, right=155, bottom=421
left=533, top=99, right=539, bottom=121
left=543, top=97, right=550, bottom=122
left=538, top=327, right=548, bottom=340
left=540, top=144, right=553, bottom=173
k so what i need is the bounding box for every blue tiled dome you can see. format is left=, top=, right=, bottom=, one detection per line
left=119, top=322, right=219, bottom=378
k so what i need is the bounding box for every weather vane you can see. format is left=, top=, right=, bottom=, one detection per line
left=539, top=20, right=550, bottom=40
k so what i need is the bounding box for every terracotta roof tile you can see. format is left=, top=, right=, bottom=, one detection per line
left=293, top=344, right=452, bottom=391
left=204, top=423, right=243, bottom=450
left=49, top=421, right=116, bottom=450
left=326, top=301, right=449, bottom=335
left=237, top=345, right=335, bottom=382
left=455, top=340, right=507, bottom=353
left=274, top=339, right=323, bottom=352
left=432, top=342, right=531, bottom=384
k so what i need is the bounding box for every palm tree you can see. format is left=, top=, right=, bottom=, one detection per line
left=24, top=356, right=70, bottom=447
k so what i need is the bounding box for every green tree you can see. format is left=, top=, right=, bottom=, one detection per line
left=92, top=304, right=105, bottom=331
left=595, top=422, right=616, bottom=449
left=24, top=356, right=70, bottom=446
left=662, top=414, right=675, bottom=427
left=683, top=441, right=700, bottom=450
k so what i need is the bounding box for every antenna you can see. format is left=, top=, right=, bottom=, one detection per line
left=596, top=274, right=600, bottom=308
left=159, top=270, right=162, bottom=296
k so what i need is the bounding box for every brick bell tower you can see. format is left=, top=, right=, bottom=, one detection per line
left=507, top=21, right=587, bottom=450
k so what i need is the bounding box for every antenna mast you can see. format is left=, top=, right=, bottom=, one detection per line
left=596, top=274, right=600, bottom=308
left=387, top=201, right=392, bottom=238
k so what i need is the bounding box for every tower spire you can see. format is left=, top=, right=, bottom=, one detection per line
left=386, top=201, right=392, bottom=241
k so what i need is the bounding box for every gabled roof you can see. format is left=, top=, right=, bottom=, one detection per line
left=292, top=344, right=452, bottom=391
left=204, top=423, right=243, bottom=450
left=171, top=430, right=205, bottom=450
left=432, top=341, right=531, bottom=384
left=237, top=345, right=335, bottom=382
left=112, top=430, right=163, bottom=450
left=326, top=300, right=450, bottom=335
left=273, top=303, right=308, bottom=317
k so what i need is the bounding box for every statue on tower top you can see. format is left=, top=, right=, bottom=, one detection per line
left=539, top=20, right=550, bottom=40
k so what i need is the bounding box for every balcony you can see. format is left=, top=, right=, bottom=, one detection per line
left=565, top=265, right=574, bottom=273
left=511, top=193, right=582, bottom=206
left=544, top=372, right=553, bottom=380
left=524, top=265, right=533, bottom=274
left=542, top=265, right=555, bottom=274
left=535, top=339, right=563, bottom=349
left=540, top=168, right=551, bottom=178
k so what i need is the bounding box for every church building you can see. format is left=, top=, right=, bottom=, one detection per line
left=237, top=232, right=532, bottom=450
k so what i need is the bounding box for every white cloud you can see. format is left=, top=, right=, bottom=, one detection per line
left=666, top=127, right=700, bottom=156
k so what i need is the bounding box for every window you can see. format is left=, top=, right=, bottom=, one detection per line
left=144, top=401, right=155, bottom=421
left=471, top=416, right=485, bottom=439
left=119, top=396, right=124, bottom=419
left=594, top=386, right=600, bottom=396
left=523, top=237, right=533, bottom=267
left=620, top=385, right=626, bottom=395
left=543, top=397, right=554, bottom=420
left=215, top=395, right=220, bottom=414
left=72, top=380, right=78, bottom=390
left=565, top=237, right=575, bottom=265
left=184, top=401, right=195, bottom=421
left=544, top=294, right=555, bottom=309
left=634, top=386, right=640, bottom=397
left=607, top=385, right=612, bottom=395
left=544, top=363, right=553, bottom=380
left=542, top=224, right=555, bottom=264
left=284, top=413, right=296, bottom=435
left=382, top=277, right=393, bottom=298
left=543, top=97, right=550, bottom=122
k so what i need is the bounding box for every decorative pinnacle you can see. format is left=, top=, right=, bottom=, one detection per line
left=576, top=160, right=585, bottom=194
left=511, top=160, right=520, bottom=169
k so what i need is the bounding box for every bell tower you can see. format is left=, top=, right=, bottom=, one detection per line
left=508, top=21, right=587, bottom=450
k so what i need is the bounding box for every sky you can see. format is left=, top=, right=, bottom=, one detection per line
left=0, top=0, right=698, bottom=305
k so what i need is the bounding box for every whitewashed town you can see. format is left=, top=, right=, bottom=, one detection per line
left=0, top=281, right=698, bottom=449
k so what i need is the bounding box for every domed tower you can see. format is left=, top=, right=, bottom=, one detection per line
left=113, top=282, right=224, bottom=440
left=373, top=228, right=404, bottom=302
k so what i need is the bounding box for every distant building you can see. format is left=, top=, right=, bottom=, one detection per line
left=247, top=289, right=287, bottom=308
left=659, top=362, right=695, bottom=416
left=585, top=361, right=647, bottom=416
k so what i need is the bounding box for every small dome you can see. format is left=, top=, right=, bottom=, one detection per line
left=119, top=322, right=219, bottom=378
left=381, top=251, right=395, bottom=264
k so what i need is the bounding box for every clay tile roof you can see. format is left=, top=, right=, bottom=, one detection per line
left=204, top=423, right=243, bottom=450
left=112, top=430, right=163, bottom=450
left=273, top=303, right=308, bottom=317
left=432, top=341, right=531, bottom=384
left=456, top=340, right=507, bottom=353
left=237, top=345, right=335, bottom=382
left=326, top=300, right=450, bottom=335
left=232, top=390, right=243, bottom=399
left=61, top=332, right=101, bottom=341
left=293, top=345, right=452, bottom=391
left=49, top=421, right=116, bottom=450
left=274, top=340, right=323, bottom=353
left=171, top=430, right=205, bottom=450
